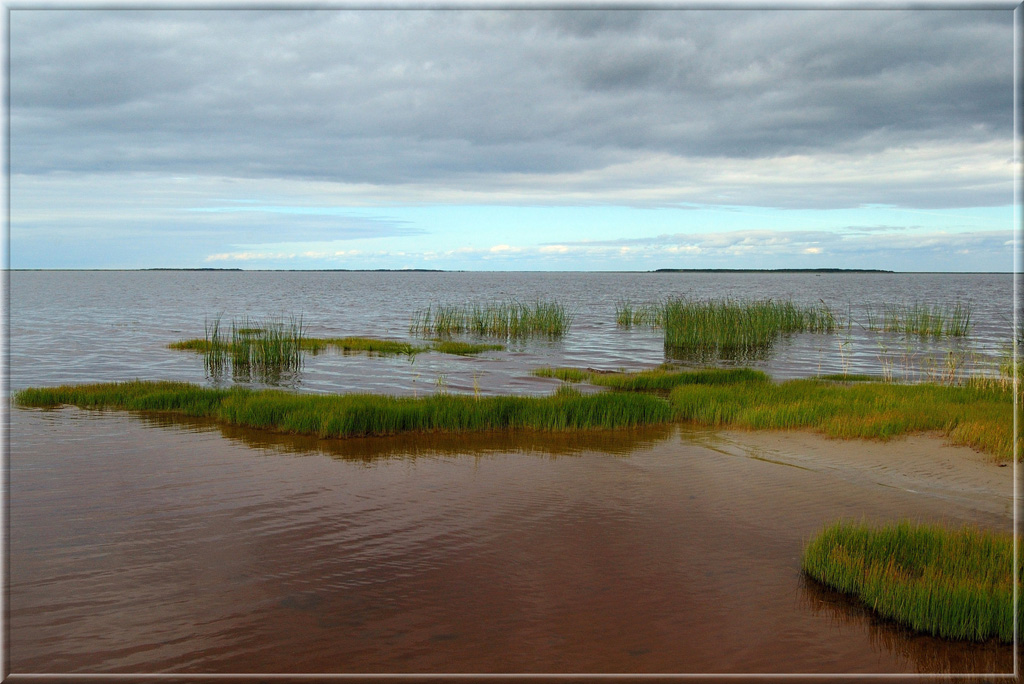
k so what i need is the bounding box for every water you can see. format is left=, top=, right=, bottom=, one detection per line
left=9, top=270, right=1015, bottom=395
left=7, top=270, right=1016, bottom=674
left=9, top=410, right=1013, bottom=674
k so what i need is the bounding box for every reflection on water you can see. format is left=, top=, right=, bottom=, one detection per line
left=136, top=412, right=677, bottom=462
left=799, top=577, right=1012, bottom=674
left=9, top=408, right=1013, bottom=674
left=665, top=344, right=775, bottom=365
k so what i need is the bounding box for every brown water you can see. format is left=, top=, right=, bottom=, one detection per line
left=10, top=407, right=1014, bottom=675
left=9, top=270, right=1018, bottom=676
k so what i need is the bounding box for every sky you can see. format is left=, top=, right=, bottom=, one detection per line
left=8, top=6, right=1017, bottom=271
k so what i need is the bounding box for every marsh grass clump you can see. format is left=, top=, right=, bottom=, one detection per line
left=13, top=380, right=674, bottom=437
left=661, top=298, right=839, bottom=359
left=229, top=317, right=304, bottom=377
left=167, top=316, right=305, bottom=381
left=802, top=521, right=1018, bottom=642
left=865, top=301, right=973, bottom=338
left=411, top=300, right=574, bottom=339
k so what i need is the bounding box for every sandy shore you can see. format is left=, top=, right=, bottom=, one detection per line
left=697, top=429, right=1015, bottom=524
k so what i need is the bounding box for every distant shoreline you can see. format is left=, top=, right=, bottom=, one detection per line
left=651, top=268, right=894, bottom=274
left=8, top=268, right=1011, bottom=274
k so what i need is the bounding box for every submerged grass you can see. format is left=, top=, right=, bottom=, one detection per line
left=14, top=380, right=674, bottom=438
left=173, top=333, right=505, bottom=360
left=411, top=300, right=574, bottom=339
left=802, top=520, right=1017, bottom=642
left=430, top=340, right=505, bottom=356
left=532, top=367, right=594, bottom=383
left=301, top=337, right=424, bottom=357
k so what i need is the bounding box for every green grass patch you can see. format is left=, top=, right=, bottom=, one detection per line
left=21, top=363, right=1015, bottom=460
left=13, top=380, right=674, bottom=438
left=668, top=374, right=1015, bottom=460
left=411, top=300, right=574, bottom=339
left=802, top=520, right=1018, bottom=642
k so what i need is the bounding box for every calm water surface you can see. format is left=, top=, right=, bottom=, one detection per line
left=9, top=270, right=1015, bottom=394
left=10, top=409, right=1013, bottom=674
left=7, top=270, right=1017, bottom=675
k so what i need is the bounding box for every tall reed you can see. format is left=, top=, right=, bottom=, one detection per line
left=411, top=300, right=574, bottom=339
left=661, top=297, right=838, bottom=359
left=615, top=300, right=664, bottom=328
left=203, top=316, right=228, bottom=377
left=227, top=316, right=304, bottom=379
left=864, top=301, right=973, bottom=338
left=171, top=316, right=305, bottom=380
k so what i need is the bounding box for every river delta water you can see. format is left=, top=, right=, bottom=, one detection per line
left=7, top=270, right=1018, bottom=675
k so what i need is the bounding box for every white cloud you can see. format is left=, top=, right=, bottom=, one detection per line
left=206, top=251, right=298, bottom=262
left=201, top=227, right=1010, bottom=271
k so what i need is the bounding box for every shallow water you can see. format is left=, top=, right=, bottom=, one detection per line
left=9, top=270, right=1015, bottom=395
left=9, top=407, right=1013, bottom=675
left=8, top=270, right=1017, bottom=675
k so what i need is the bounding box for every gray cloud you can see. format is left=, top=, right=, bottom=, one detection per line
left=10, top=8, right=1012, bottom=210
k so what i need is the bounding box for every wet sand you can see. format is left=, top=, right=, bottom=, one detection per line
left=8, top=407, right=1016, bottom=675
left=704, top=429, right=1014, bottom=523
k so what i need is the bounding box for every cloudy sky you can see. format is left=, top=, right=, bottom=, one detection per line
left=9, top=7, right=1015, bottom=271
